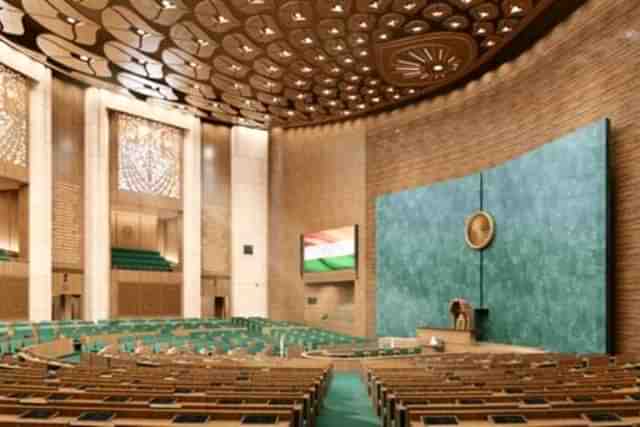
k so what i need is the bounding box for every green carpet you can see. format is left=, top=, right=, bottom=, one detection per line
left=317, top=372, right=380, bottom=427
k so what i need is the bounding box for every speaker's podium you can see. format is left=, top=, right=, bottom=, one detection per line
left=417, top=298, right=477, bottom=349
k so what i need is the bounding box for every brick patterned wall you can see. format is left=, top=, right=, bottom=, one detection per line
left=52, top=78, right=84, bottom=269
left=53, top=182, right=82, bottom=267
left=365, top=0, right=640, bottom=351
left=201, top=123, right=231, bottom=275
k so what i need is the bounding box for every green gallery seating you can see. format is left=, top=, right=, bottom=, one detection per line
left=111, top=247, right=173, bottom=272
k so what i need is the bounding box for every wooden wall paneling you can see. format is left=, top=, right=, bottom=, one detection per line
left=17, top=186, right=28, bottom=260
left=0, top=261, right=28, bottom=319
left=0, top=190, right=19, bottom=252
left=118, top=282, right=139, bottom=317
left=164, top=284, right=181, bottom=317
left=268, top=122, right=367, bottom=336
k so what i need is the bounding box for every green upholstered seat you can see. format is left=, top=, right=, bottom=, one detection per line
left=111, top=247, right=173, bottom=272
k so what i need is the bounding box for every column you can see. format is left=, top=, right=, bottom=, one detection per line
left=84, top=88, right=110, bottom=321
left=182, top=116, right=202, bottom=318
left=27, top=62, right=53, bottom=321
left=230, top=126, right=268, bottom=317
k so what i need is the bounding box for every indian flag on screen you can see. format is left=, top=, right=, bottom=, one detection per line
left=303, top=226, right=356, bottom=273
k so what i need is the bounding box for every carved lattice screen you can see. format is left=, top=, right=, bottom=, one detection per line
left=0, top=64, right=28, bottom=168
left=115, top=112, right=182, bottom=199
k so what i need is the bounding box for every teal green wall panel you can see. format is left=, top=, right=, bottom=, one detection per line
left=376, top=174, right=481, bottom=337
left=375, top=119, right=609, bottom=351
left=482, top=119, right=609, bottom=353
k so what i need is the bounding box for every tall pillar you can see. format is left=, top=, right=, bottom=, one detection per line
left=182, top=116, right=202, bottom=318
left=84, top=88, right=110, bottom=321
left=27, top=57, right=53, bottom=321
left=230, top=126, right=269, bottom=317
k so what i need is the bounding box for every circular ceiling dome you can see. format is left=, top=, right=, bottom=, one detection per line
left=0, top=0, right=581, bottom=128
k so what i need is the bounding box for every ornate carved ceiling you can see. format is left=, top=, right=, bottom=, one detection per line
left=0, top=0, right=567, bottom=128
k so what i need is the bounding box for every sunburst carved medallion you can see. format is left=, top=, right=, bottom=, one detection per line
left=376, top=32, right=477, bottom=87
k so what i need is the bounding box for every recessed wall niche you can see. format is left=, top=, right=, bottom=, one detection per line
left=109, top=111, right=184, bottom=318
left=0, top=63, right=31, bottom=320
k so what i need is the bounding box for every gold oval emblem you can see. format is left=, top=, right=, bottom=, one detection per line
left=465, top=210, right=495, bottom=250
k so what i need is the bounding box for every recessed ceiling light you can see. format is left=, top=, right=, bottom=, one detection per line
left=486, top=39, right=496, bottom=47
left=301, top=37, right=313, bottom=45
left=301, top=66, right=312, bottom=73
left=281, top=50, right=292, bottom=57
left=212, top=14, right=229, bottom=24
left=329, top=27, right=340, bottom=35
left=369, top=1, right=379, bottom=9
left=476, top=27, right=487, bottom=34
left=362, top=66, right=371, bottom=72
left=502, top=25, right=512, bottom=33
left=295, top=79, right=305, bottom=86
left=196, top=39, right=209, bottom=46
left=261, top=26, right=275, bottom=36
left=135, top=28, right=149, bottom=37
left=287, top=110, right=295, bottom=116
left=407, top=88, right=416, bottom=94
left=450, top=21, right=461, bottom=29
left=404, top=2, right=416, bottom=10
left=347, top=94, right=357, bottom=100
left=432, top=10, right=444, bottom=17
left=189, top=61, right=200, bottom=68
left=355, top=37, right=365, bottom=44
left=359, top=21, right=368, bottom=29
left=331, top=3, right=344, bottom=13
left=267, top=65, right=279, bottom=73
left=372, top=97, right=380, bottom=102
left=379, top=33, right=388, bottom=40
left=433, top=64, right=444, bottom=72
left=79, top=54, right=91, bottom=62
left=240, top=44, right=253, bottom=54
left=315, top=54, right=326, bottom=61
left=511, top=4, right=524, bottom=14
left=393, top=93, right=400, bottom=99
left=292, top=11, right=306, bottom=22
left=331, top=67, right=341, bottom=73
left=387, top=19, right=398, bottom=27
left=343, top=57, right=354, bottom=64
left=65, top=16, right=79, bottom=25
left=343, top=110, right=351, bottom=115
left=160, top=0, right=176, bottom=9
left=328, top=100, right=337, bottom=106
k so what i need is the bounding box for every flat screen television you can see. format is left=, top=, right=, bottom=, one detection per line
left=301, top=225, right=358, bottom=274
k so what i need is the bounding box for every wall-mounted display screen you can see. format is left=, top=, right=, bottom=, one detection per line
left=302, top=226, right=357, bottom=274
